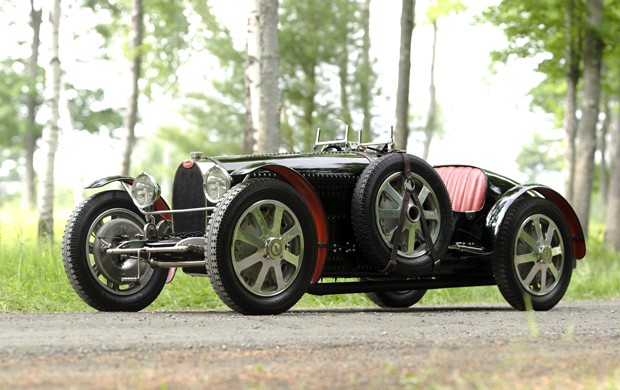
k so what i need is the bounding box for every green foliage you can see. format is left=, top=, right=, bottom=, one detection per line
left=528, top=79, right=567, bottom=129
left=156, top=0, right=381, bottom=156
left=65, top=84, right=123, bottom=132
left=480, top=0, right=586, bottom=127
left=516, top=132, right=563, bottom=181
left=426, top=0, right=466, bottom=23
left=0, top=209, right=87, bottom=312
left=83, top=0, right=192, bottom=98
left=0, top=59, right=43, bottom=148
left=481, top=0, right=577, bottom=70
left=482, top=0, right=620, bottom=122
left=280, top=0, right=378, bottom=150
left=172, top=2, right=246, bottom=153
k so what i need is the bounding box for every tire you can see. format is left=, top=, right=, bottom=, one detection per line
left=62, top=190, right=167, bottom=311
left=351, top=153, right=453, bottom=276
left=207, top=178, right=317, bottom=315
left=493, top=197, right=573, bottom=311
left=365, top=289, right=426, bottom=308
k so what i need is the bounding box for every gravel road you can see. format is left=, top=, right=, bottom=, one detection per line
left=1, top=300, right=619, bottom=389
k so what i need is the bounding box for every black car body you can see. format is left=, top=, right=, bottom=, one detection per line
left=62, top=128, right=586, bottom=314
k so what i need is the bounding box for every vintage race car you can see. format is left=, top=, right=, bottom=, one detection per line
left=62, top=127, right=586, bottom=315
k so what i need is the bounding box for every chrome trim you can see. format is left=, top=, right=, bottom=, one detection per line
left=107, top=245, right=203, bottom=255
left=203, top=165, right=232, bottom=203
left=147, top=259, right=206, bottom=268
left=313, top=124, right=394, bottom=152
left=143, top=206, right=214, bottom=216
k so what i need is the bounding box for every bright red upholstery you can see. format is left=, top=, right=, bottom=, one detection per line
left=434, top=166, right=487, bottom=213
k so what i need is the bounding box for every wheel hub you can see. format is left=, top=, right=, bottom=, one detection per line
left=94, top=218, right=143, bottom=284
left=407, top=203, right=420, bottom=223
left=265, top=237, right=284, bottom=259
left=538, top=246, right=553, bottom=264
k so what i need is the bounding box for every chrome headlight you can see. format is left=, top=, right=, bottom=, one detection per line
left=131, top=172, right=161, bottom=209
left=204, top=166, right=231, bottom=203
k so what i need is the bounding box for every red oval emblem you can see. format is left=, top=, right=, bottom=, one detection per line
left=183, top=160, right=194, bottom=169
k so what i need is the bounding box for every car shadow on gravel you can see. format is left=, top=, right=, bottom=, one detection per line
left=150, top=305, right=518, bottom=316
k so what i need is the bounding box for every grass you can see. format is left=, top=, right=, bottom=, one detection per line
left=0, top=207, right=618, bottom=313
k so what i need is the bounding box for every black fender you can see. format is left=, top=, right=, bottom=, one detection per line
left=84, top=175, right=172, bottom=219
left=485, top=184, right=586, bottom=260
left=231, top=163, right=329, bottom=284
left=86, top=175, right=135, bottom=189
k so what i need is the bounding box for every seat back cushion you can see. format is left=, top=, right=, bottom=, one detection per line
left=434, top=166, right=487, bottom=212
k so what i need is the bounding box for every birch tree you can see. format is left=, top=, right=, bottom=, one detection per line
left=38, top=0, right=61, bottom=240
left=247, top=0, right=280, bottom=154
left=359, top=0, right=372, bottom=136
left=394, top=0, right=415, bottom=150
left=119, top=0, right=143, bottom=176
left=24, top=0, right=43, bottom=208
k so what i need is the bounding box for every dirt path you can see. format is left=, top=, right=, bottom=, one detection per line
left=1, top=300, right=619, bottom=389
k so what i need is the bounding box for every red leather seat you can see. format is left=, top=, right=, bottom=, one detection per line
left=434, top=166, right=487, bottom=213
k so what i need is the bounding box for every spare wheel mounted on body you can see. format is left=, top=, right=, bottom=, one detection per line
left=351, top=153, right=453, bottom=277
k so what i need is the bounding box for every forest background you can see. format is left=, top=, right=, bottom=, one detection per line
left=1, top=0, right=620, bottom=311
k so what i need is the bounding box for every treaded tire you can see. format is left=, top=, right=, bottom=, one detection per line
left=62, top=190, right=167, bottom=311
left=351, top=153, right=452, bottom=276
left=365, top=289, right=426, bottom=308
left=493, top=197, right=573, bottom=311
left=207, top=178, right=317, bottom=315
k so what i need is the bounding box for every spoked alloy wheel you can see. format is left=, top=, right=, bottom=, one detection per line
left=62, top=190, right=167, bottom=311
left=494, top=197, right=573, bottom=311
left=207, top=178, right=317, bottom=315
left=231, top=199, right=304, bottom=297
left=375, top=172, right=442, bottom=258
left=352, top=153, right=452, bottom=276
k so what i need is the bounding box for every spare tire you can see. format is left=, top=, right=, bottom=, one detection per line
left=351, top=153, right=452, bottom=276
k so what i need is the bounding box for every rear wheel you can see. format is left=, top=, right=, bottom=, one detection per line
left=366, top=289, right=426, bottom=308
left=62, top=190, right=167, bottom=311
left=207, top=179, right=317, bottom=315
left=494, top=197, right=573, bottom=311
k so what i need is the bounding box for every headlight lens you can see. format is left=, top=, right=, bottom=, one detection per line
left=204, top=166, right=231, bottom=203
left=131, top=172, right=161, bottom=209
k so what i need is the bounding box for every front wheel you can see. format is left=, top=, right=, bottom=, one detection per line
left=207, top=179, right=318, bottom=315
left=493, top=197, right=573, bottom=311
left=62, top=190, right=167, bottom=311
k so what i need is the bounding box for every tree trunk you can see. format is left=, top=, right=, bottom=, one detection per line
left=422, top=21, right=438, bottom=160
left=339, top=18, right=352, bottom=127
left=247, top=2, right=260, bottom=153
left=605, top=100, right=620, bottom=250
left=599, top=93, right=611, bottom=205
left=38, top=0, right=62, bottom=240
left=244, top=39, right=255, bottom=154
left=23, top=0, right=42, bottom=209
left=394, top=0, right=415, bottom=150
left=248, top=0, right=280, bottom=154
left=119, top=0, right=143, bottom=176
left=572, top=0, right=604, bottom=236
left=257, top=0, right=280, bottom=154
left=562, top=0, right=581, bottom=203
left=302, top=62, right=317, bottom=151
left=360, top=0, right=372, bottom=139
